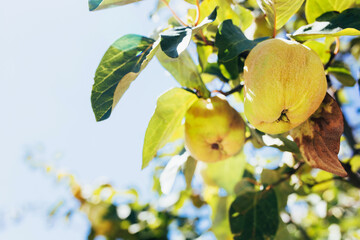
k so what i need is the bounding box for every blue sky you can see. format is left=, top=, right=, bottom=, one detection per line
left=0, top=0, right=177, bottom=238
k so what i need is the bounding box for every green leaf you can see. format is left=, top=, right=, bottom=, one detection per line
left=328, top=61, right=357, bottom=86
left=142, top=88, right=198, bottom=169
left=229, top=188, right=279, bottom=240
left=257, top=0, right=304, bottom=30
left=88, top=0, right=142, bottom=11
left=160, top=27, right=193, bottom=58
left=91, top=34, right=157, bottom=121
left=251, top=130, right=300, bottom=153
left=202, top=152, right=246, bottom=194
left=305, top=0, right=356, bottom=23
left=219, top=57, right=241, bottom=80
left=215, top=20, right=267, bottom=63
left=156, top=49, right=210, bottom=97
left=183, top=156, right=197, bottom=189
left=202, top=63, right=228, bottom=82
left=290, top=8, right=360, bottom=41
left=159, top=8, right=217, bottom=58
left=196, top=44, right=214, bottom=70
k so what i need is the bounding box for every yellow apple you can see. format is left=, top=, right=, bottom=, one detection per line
left=185, top=95, right=245, bottom=163
left=244, top=38, right=327, bottom=134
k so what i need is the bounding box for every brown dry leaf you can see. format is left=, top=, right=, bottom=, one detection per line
left=290, top=93, right=347, bottom=177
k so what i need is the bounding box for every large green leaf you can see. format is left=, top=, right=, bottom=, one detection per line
left=142, top=88, right=198, bottom=169
left=229, top=188, right=279, bottom=240
left=202, top=152, right=246, bottom=194
left=91, top=34, right=157, bottom=121
left=156, top=50, right=210, bottom=97
left=290, top=8, right=360, bottom=41
left=215, top=20, right=267, bottom=63
left=257, top=0, right=304, bottom=30
left=159, top=8, right=217, bottom=58
left=305, top=0, right=356, bottom=23
left=88, top=0, right=142, bottom=11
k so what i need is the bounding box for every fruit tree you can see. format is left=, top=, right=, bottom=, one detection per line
left=83, top=0, right=360, bottom=239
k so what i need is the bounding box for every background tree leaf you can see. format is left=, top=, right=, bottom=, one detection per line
left=229, top=188, right=279, bottom=240
left=202, top=152, right=246, bottom=194
left=156, top=49, right=210, bottom=97
left=183, top=155, right=197, bottom=189
left=290, top=8, right=360, bottom=41
left=91, top=34, right=157, bottom=121
left=142, top=88, right=198, bottom=169
left=257, top=0, right=304, bottom=30
left=305, top=0, right=356, bottom=23
left=88, top=0, right=143, bottom=11
left=290, top=93, right=347, bottom=177
left=215, top=20, right=267, bottom=63
left=327, top=61, right=357, bottom=86
left=159, top=7, right=217, bottom=58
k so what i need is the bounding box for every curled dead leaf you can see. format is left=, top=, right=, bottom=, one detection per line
left=290, top=93, right=347, bottom=177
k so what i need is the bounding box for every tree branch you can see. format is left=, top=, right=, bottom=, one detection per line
left=324, top=37, right=340, bottom=70
left=221, top=84, right=244, bottom=96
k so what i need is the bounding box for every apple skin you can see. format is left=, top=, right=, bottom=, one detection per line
left=244, top=38, right=327, bottom=134
left=185, top=95, right=245, bottom=163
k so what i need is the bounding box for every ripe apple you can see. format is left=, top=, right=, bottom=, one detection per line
left=243, top=38, right=327, bottom=134
left=185, top=95, right=245, bottom=163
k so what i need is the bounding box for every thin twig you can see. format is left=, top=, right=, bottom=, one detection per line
left=265, top=162, right=304, bottom=190
left=324, top=37, right=340, bottom=70
left=220, top=84, right=244, bottom=96
left=160, top=0, right=188, bottom=26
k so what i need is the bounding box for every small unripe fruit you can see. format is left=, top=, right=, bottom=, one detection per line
left=185, top=95, right=246, bottom=163
left=244, top=38, right=327, bottom=134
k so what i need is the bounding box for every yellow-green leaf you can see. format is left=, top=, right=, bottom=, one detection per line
left=202, top=151, right=246, bottom=194
left=142, top=88, right=198, bottom=169
left=257, top=0, right=304, bottom=30
left=156, top=50, right=210, bottom=97
left=303, top=40, right=331, bottom=64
